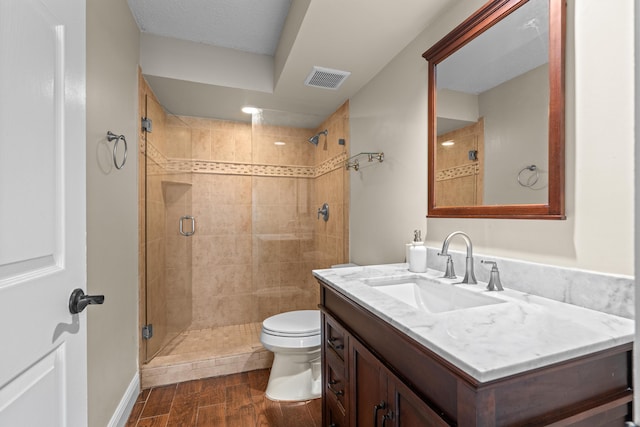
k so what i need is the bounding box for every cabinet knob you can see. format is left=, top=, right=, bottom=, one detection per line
left=327, top=337, right=344, bottom=350
left=382, top=411, right=394, bottom=427
left=328, top=383, right=344, bottom=396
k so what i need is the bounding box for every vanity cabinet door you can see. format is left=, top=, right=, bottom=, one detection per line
left=350, top=338, right=387, bottom=426
left=350, top=335, right=449, bottom=427
left=387, top=372, right=450, bottom=427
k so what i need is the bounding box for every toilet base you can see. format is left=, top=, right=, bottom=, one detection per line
left=265, top=349, right=321, bottom=401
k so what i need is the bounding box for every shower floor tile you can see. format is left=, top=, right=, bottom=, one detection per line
left=156, top=323, right=262, bottom=359
left=142, top=323, right=272, bottom=388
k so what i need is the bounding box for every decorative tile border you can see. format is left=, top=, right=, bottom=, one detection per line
left=191, top=161, right=253, bottom=175
left=436, top=163, right=479, bottom=181
left=145, top=142, right=347, bottom=178
left=316, top=153, right=349, bottom=177
left=253, top=164, right=315, bottom=178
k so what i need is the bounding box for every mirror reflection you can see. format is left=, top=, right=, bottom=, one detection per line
left=435, top=0, right=550, bottom=207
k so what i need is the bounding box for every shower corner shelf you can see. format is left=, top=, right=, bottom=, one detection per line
left=161, top=179, right=192, bottom=187
left=345, top=151, right=384, bottom=171
left=161, top=180, right=192, bottom=197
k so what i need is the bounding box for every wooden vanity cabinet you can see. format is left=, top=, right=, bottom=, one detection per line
left=322, top=310, right=450, bottom=426
left=350, top=335, right=448, bottom=426
left=319, top=280, right=633, bottom=426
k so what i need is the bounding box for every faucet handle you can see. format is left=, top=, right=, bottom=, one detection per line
left=481, top=260, right=504, bottom=291
left=438, top=253, right=456, bottom=279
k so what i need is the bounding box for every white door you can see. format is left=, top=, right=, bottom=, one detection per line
left=0, top=0, right=88, bottom=426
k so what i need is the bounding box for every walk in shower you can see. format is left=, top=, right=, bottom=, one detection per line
left=138, top=76, right=350, bottom=388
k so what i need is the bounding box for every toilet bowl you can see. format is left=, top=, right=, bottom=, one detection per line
left=260, top=310, right=321, bottom=401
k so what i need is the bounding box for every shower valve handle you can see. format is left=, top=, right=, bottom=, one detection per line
left=317, top=203, right=329, bottom=221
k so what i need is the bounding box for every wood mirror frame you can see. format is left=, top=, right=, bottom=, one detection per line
left=422, top=0, right=566, bottom=219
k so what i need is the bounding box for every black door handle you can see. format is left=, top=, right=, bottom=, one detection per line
left=69, top=288, right=105, bottom=314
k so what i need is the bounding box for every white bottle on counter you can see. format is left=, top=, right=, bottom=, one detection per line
left=408, top=242, right=427, bottom=273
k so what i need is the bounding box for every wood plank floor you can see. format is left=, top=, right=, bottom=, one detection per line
left=126, top=369, right=321, bottom=427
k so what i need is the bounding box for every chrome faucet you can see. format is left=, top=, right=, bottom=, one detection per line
left=438, top=231, right=477, bottom=284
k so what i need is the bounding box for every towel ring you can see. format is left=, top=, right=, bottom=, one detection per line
left=517, top=164, right=539, bottom=188
left=107, top=131, right=127, bottom=170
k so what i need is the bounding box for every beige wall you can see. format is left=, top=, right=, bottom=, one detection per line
left=86, top=0, right=140, bottom=426
left=350, top=0, right=634, bottom=276
left=140, top=33, right=274, bottom=92
left=437, top=89, right=479, bottom=123
left=481, top=64, right=549, bottom=205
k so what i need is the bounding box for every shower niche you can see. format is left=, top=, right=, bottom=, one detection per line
left=139, top=74, right=350, bottom=387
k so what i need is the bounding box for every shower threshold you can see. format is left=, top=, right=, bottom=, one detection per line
left=141, top=322, right=273, bottom=389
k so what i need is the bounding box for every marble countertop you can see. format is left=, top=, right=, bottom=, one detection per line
left=313, top=264, right=634, bottom=383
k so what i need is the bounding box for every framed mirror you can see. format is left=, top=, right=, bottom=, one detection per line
left=422, top=0, right=566, bottom=219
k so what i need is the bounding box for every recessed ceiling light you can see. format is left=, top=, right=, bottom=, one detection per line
left=274, top=141, right=286, bottom=146
left=241, top=106, right=261, bottom=115
left=441, top=140, right=455, bottom=146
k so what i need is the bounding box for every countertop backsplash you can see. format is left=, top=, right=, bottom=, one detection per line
left=426, top=247, right=634, bottom=319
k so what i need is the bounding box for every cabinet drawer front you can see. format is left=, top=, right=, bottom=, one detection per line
left=326, top=394, right=348, bottom=427
left=326, top=360, right=347, bottom=409
left=326, top=342, right=347, bottom=378
left=325, top=317, right=347, bottom=361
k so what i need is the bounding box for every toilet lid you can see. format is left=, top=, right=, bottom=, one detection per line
left=262, top=310, right=320, bottom=337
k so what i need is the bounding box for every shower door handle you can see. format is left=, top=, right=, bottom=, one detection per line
left=179, top=215, right=195, bottom=237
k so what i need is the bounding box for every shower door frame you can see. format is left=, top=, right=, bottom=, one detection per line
left=142, top=92, right=194, bottom=363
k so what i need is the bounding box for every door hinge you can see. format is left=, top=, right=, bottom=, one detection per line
left=142, top=324, right=153, bottom=340
left=141, top=117, right=152, bottom=133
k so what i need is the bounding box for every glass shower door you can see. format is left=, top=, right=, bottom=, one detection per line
left=143, top=94, right=193, bottom=362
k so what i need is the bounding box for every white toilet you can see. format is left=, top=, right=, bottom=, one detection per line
left=260, top=310, right=321, bottom=401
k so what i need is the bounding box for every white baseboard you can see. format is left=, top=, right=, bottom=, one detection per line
left=108, top=372, right=140, bottom=427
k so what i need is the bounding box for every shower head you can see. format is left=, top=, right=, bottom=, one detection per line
left=308, top=129, right=328, bottom=146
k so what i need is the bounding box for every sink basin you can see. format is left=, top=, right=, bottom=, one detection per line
left=364, top=275, right=504, bottom=313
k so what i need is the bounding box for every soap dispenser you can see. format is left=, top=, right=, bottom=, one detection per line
left=408, top=230, right=427, bottom=273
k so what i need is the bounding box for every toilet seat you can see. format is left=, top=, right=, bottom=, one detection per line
left=262, top=310, right=320, bottom=337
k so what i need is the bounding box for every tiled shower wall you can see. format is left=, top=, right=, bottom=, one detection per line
left=314, top=102, right=350, bottom=270
left=139, top=74, right=350, bottom=351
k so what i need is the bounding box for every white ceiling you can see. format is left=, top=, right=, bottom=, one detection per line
left=127, top=0, right=458, bottom=126
left=437, top=0, right=549, bottom=94
left=128, top=0, right=292, bottom=55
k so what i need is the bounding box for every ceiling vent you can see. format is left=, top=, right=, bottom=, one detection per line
left=304, top=66, right=351, bottom=90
